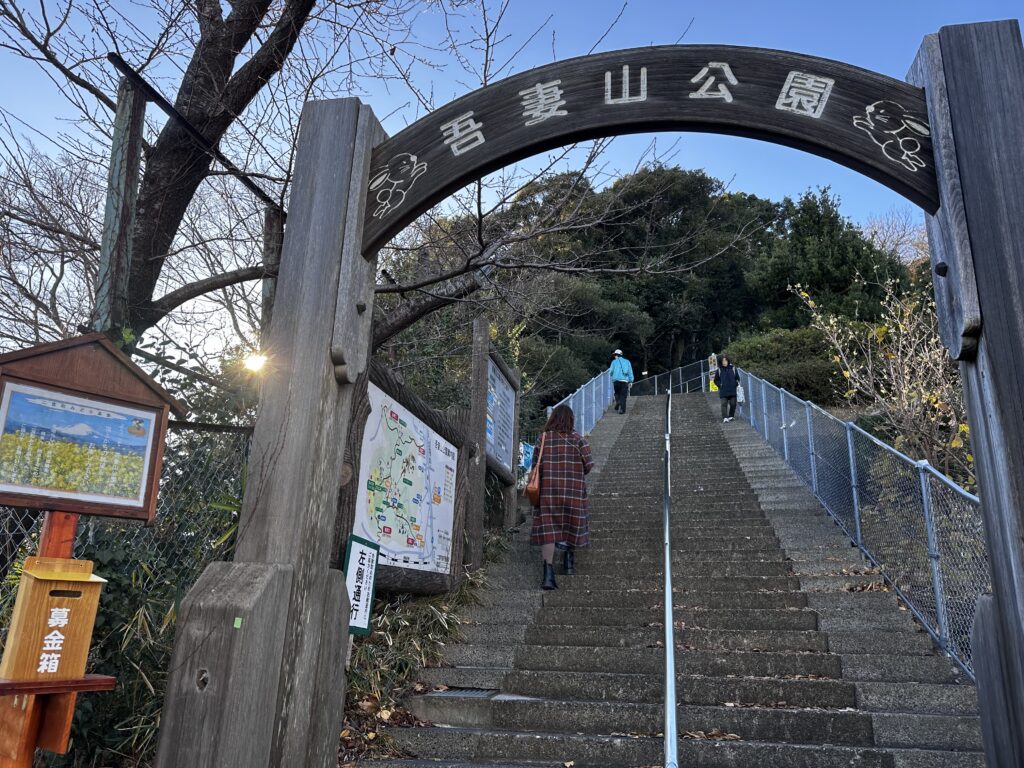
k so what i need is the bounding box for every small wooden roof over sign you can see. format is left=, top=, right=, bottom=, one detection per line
left=0, top=333, right=186, bottom=417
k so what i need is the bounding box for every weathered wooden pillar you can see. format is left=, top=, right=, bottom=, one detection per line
left=156, top=99, right=384, bottom=768
left=911, top=21, right=1024, bottom=767
left=92, top=78, right=146, bottom=334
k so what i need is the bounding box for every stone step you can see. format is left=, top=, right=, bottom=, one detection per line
left=516, top=626, right=827, bottom=653
left=540, top=588, right=807, bottom=610
left=855, top=681, right=978, bottom=715
left=383, top=723, right=926, bottom=767
left=840, top=654, right=965, bottom=684
left=487, top=560, right=794, bottom=582
left=589, top=518, right=774, bottom=532
left=504, top=669, right=857, bottom=708
left=513, top=645, right=842, bottom=678
left=419, top=666, right=508, bottom=689
left=534, top=606, right=818, bottom=631
left=409, top=694, right=882, bottom=747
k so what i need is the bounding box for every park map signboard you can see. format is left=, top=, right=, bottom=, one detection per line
left=485, top=358, right=516, bottom=475
left=355, top=382, right=457, bottom=574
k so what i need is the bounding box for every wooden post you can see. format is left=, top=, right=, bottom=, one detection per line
left=482, top=344, right=521, bottom=530
left=911, top=21, right=1024, bottom=766
left=92, top=78, right=146, bottom=335
left=260, top=205, right=285, bottom=341
left=464, top=318, right=489, bottom=570
left=156, top=99, right=384, bottom=768
left=0, top=512, right=80, bottom=768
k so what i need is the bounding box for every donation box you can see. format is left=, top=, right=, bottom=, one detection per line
left=0, top=558, right=105, bottom=683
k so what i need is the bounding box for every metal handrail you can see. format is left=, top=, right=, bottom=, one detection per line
left=662, top=390, right=678, bottom=768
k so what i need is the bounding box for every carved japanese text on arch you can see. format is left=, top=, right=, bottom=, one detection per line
left=362, top=46, right=940, bottom=253
left=852, top=100, right=931, bottom=172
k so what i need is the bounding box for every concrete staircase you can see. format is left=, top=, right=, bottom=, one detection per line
left=363, top=394, right=983, bottom=767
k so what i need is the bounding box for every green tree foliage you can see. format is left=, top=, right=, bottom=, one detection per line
left=723, top=327, right=841, bottom=405
left=379, top=168, right=909, bottom=429
left=746, top=189, right=908, bottom=328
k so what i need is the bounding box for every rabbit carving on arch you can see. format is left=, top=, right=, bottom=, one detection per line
left=853, top=100, right=931, bottom=173
left=368, top=152, right=428, bottom=219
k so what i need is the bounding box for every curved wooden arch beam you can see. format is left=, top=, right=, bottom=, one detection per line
left=361, top=44, right=938, bottom=255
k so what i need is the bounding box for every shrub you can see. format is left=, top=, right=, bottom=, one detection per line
left=724, top=327, right=841, bottom=405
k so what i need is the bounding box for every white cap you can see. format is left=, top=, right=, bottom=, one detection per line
left=613, top=349, right=623, bottom=355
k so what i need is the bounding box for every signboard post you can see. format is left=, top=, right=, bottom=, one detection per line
left=484, top=348, right=521, bottom=529
left=343, top=535, right=380, bottom=638
left=486, top=358, right=517, bottom=476
left=0, top=333, right=184, bottom=766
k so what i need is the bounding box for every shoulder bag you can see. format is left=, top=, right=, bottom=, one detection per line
left=525, top=432, right=547, bottom=506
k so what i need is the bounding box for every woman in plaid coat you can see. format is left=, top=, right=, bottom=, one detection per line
left=531, top=404, right=594, bottom=590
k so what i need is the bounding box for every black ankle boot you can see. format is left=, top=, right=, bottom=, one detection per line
left=562, top=548, right=575, bottom=576
left=542, top=562, right=558, bottom=590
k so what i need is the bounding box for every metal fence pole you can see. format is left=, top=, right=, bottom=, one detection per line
left=760, top=380, right=769, bottom=440
left=806, top=402, right=818, bottom=496
left=845, top=422, right=863, bottom=548
left=585, top=379, right=592, bottom=433
left=746, top=372, right=756, bottom=430
left=918, top=461, right=952, bottom=650
left=780, top=390, right=790, bottom=463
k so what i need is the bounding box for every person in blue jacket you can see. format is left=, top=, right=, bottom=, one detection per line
left=609, top=349, right=634, bottom=414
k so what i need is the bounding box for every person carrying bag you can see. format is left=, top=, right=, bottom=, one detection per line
left=529, top=405, right=594, bottom=590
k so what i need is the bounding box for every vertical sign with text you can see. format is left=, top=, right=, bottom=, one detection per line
left=343, top=535, right=380, bottom=636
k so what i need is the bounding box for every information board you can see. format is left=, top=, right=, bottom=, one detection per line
left=485, top=358, right=516, bottom=474
left=355, top=383, right=457, bottom=574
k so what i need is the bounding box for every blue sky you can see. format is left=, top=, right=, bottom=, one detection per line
left=3, top=2, right=1021, bottom=224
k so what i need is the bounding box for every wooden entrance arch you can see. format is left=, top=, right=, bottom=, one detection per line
left=361, top=44, right=940, bottom=255
left=157, top=20, right=1024, bottom=768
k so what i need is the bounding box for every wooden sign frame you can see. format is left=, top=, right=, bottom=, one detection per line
left=0, top=334, right=185, bottom=523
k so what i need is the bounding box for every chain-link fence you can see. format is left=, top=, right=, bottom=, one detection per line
left=1, top=420, right=249, bottom=659
left=631, top=360, right=708, bottom=397
left=630, top=361, right=990, bottom=677
left=548, top=369, right=614, bottom=436
left=736, top=366, right=989, bottom=679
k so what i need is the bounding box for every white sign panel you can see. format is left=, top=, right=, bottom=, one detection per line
left=485, top=359, right=516, bottom=474
left=344, top=535, right=379, bottom=636
left=356, top=383, right=458, bottom=574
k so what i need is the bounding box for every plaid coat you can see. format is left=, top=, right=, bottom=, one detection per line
left=530, top=430, right=594, bottom=547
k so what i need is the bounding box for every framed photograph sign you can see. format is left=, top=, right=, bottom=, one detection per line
left=0, top=381, right=160, bottom=509
left=0, top=334, right=186, bottom=522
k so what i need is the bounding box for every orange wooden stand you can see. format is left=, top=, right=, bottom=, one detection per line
left=0, top=512, right=116, bottom=767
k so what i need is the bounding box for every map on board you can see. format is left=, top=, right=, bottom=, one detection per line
left=355, top=382, right=457, bottom=574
